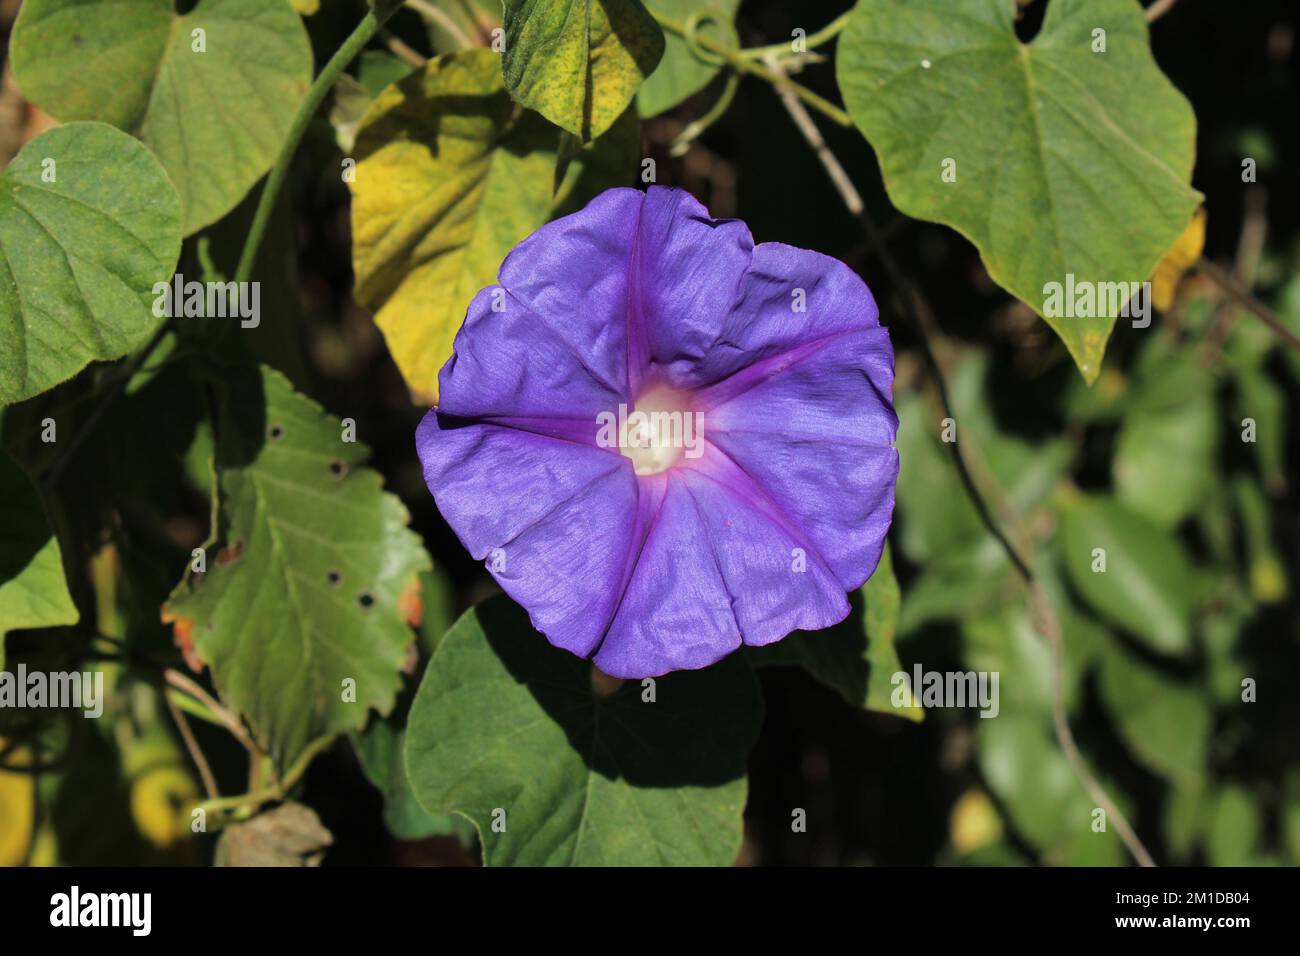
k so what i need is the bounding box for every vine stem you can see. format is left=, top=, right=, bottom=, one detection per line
left=234, top=7, right=392, bottom=285
left=739, top=12, right=851, bottom=60
left=649, top=10, right=854, bottom=128
left=197, top=735, right=335, bottom=824
left=762, top=55, right=1156, bottom=868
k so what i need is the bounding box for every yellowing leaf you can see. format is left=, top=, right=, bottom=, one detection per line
left=503, top=0, right=664, bottom=140
left=1151, top=207, right=1207, bottom=311
left=0, top=743, right=35, bottom=866
left=349, top=49, right=635, bottom=403
left=950, top=788, right=1002, bottom=854
left=130, top=766, right=200, bottom=850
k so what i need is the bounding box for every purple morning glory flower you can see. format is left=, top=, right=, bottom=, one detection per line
left=416, top=186, right=898, bottom=678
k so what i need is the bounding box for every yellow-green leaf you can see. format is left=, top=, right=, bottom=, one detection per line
left=502, top=0, right=664, bottom=140
left=349, top=48, right=636, bottom=403
left=837, top=0, right=1202, bottom=383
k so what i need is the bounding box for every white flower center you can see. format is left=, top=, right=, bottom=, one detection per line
left=619, top=385, right=699, bottom=476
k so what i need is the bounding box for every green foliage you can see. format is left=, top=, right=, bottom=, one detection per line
left=0, top=450, right=78, bottom=666
left=0, top=123, right=181, bottom=404
left=1059, top=493, right=1194, bottom=655
left=1112, top=349, right=1219, bottom=526
left=637, top=0, right=738, bottom=117
left=837, top=0, right=1202, bottom=381
left=353, top=714, right=474, bottom=843
left=0, top=0, right=1293, bottom=870
left=501, top=0, right=665, bottom=140
left=978, top=714, right=1128, bottom=865
left=752, top=542, right=921, bottom=719
left=1097, top=643, right=1209, bottom=785
left=163, top=365, right=430, bottom=771
left=12, top=0, right=312, bottom=234
left=405, top=597, right=762, bottom=865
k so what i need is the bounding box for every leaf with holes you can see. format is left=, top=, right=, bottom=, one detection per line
left=836, top=0, right=1202, bottom=382
left=0, top=123, right=182, bottom=404
left=350, top=48, right=637, bottom=404
left=502, top=0, right=664, bottom=140
left=0, top=450, right=79, bottom=669
left=405, top=596, right=763, bottom=865
left=12, top=0, right=312, bottom=234
left=163, top=365, right=430, bottom=771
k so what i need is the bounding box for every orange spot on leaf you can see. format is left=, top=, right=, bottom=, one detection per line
left=398, top=575, right=423, bottom=628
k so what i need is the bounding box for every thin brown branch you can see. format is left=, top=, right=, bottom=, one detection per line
left=1197, top=255, right=1300, bottom=354
left=765, top=56, right=1157, bottom=868
left=1202, top=190, right=1268, bottom=360
left=762, top=53, right=864, bottom=214
left=164, top=669, right=258, bottom=755
left=1028, top=588, right=1156, bottom=867
left=165, top=688, right=219, bottom=800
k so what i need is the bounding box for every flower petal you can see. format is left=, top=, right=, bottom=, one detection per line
left=437, top=285, right=624, bottom=426
left=690, top=242, right=883, bottom=397
left=592, top=471, right=741, bottom=677
left=703, top=328, right=899, bottom=589
left=680, top=449, right=850, bottom=647
left=417, top=411, right=640, bottom=657
left=493, top=187, right=645, bottom=401
left=629, top=187, right=754, bottom=394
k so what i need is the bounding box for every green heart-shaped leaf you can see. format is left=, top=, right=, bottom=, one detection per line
left=0, top=123, right=182, bottom=404
left=837, top=0, right=1202, bottom=382
left=12, top=0, right=312, bottom=234
left=164, top=365, right=430, bottom=770
left=502, top=0, right=664, bottom=140
left=405, top=596, right=762, bottom=866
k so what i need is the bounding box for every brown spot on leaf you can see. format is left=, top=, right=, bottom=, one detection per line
left=215, top=539, right=244, bottom=567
